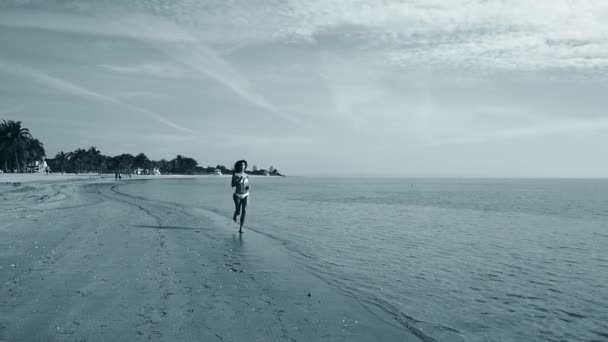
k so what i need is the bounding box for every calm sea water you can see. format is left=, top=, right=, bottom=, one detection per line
left=119, top=177, right=608, bottom=342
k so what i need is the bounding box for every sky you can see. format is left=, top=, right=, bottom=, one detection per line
left=1, top=0, right=607, bottom=177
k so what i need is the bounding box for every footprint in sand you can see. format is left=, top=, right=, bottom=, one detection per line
left=224, top=263, right=244, bottom=273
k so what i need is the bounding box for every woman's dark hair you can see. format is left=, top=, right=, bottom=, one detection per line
left=234, top=160, right=248, bottom=172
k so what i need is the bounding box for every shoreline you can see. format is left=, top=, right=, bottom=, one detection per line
left=0, top=173, right=281, bottom=185
left=0, top=178, right=419, bottom=341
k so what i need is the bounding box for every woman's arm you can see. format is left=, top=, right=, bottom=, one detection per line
left=231, top=173, right=238, bottom=187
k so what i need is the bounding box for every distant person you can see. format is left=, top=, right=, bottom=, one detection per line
left=231, top=160, right=250, bottom=233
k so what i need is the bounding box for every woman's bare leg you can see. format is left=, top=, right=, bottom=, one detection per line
left=233, top=194, right=241, bottom=222
left=239, top=197, right=248, bottom=233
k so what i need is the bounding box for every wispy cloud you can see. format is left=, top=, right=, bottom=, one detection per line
left=0, top=8, right=303, bottom=125
left=118, top=16, right=303, bottom=124
left=162, top=43, right=274, bottom=110
left=1, top=0, right=606, bottom=176
left=428, top=117, right=608, bottom=145
left=333, top=84, right=384, bottom=130
left=137, top=133, right=313, bottom=145
left=0, top=61, right=192, bottom=133
left=99, top=63, right=187, bottom=79
left=239, top=136, right=314, bottom=145
left=3, top=1, right=608, bottom=72
left=0, top=10, right=196, bottom=42
left=285, top=0, right=608, bottom=71
left=143, top=0, right=608, bottom=72
left=0, top=105, right=24, bottom=116
left=114, top=91, right=157, bottom=99
left=164, top=43, right=303, bottom=125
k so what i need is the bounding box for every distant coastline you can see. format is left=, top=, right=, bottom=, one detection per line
left=1, top=120, right=284, bottom=177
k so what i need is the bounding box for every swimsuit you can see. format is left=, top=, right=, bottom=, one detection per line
left=234, top=173, right=249, bottom=199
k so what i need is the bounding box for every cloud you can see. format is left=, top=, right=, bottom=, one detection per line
left=137, top=133, right=313, bottom=145
left=0, top=61, right=192, bottom=133
left=99, top=63, right=187, bottom=79
left=0, top=8, right=303, bottom=124
left=0, top=10, right=196, bottom=42
left=161, top=43, right=303, bottom=125
left=0, top=106, right=24, bottom=116
left=283, top=1, right=608, bottom=71
left=161, top=43, right=273, bottom=110
left=3, top=1, right=608, bottom=73
left=114, top=91, right=157, bottom=99
left=240, top=136, right=314, bottom=145
left=125, top=0, right=608, bottom=72
left=333, top=84, right=384, bottom=130
left=114, top=16, right=303, bottom=124
left=428, top=117, right=608, bottom=145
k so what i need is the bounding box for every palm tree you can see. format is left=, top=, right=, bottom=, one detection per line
left=23, top=138, right=45, bottom=171
left=171, top=155, right=184, bottom=174
left=157, top=159, right=169, bottom=174
left=114, top=154, right=134, bottom=173
left=55, top=151, right=68, bottom=173
left=98, top=155, right=109, bottom=174
left=88, top=146, right=101, bottom=173
left=0, top=120, right=31, bottom=173
left=69, top=148, right=87, bottom=174
left=133, top=152, right=149, bottom=173
left=0, top=122, right=7, bottom=171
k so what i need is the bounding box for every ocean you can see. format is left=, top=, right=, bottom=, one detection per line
left=117, top=177, right=608, bottom=342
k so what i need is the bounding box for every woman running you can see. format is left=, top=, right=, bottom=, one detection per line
left=231, top=160, right=249, bottom=233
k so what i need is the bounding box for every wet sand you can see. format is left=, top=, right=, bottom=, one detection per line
left=0, top=177, right=420, bottom=341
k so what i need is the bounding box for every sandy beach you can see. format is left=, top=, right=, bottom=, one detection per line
left=0, top=176, right=419, bottom=341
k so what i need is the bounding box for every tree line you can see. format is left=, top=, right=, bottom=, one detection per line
left=0, top=120, right=45, bottom=172
left=0, top=120, right=283, bottom=176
